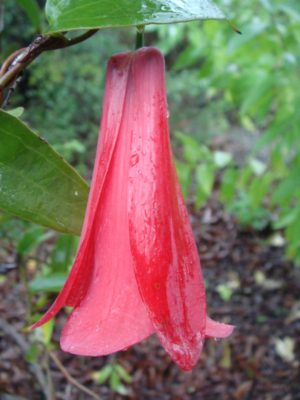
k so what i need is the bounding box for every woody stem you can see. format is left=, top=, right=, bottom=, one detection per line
left=0, top=29, right=98, bottom=107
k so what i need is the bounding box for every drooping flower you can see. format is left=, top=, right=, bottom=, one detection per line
left=32, top=47, right=233, bottom=371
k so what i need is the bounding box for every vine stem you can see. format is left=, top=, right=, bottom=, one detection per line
left=135, top=25, right=145, bottom=49
left=49, top=352, right=101, bottom=400
left=0, top=29, right=98, bottom=107
left=0, top=47, right=26, bottom=77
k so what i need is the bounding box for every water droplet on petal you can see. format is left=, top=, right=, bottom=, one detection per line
left=130, top=154, right=139, bottom=166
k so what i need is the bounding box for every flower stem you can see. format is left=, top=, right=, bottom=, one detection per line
left=135, top=26, right=145, bottom=49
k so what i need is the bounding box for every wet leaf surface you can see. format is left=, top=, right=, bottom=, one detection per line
left=0, top=110, right=88, bottom=235
left=45, top=0, right=225, bottom=33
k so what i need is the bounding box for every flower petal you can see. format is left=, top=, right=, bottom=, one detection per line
left=32, top=55, right=131, bottom=329
left=33, top=53, right=154, bottom=352
left=205, top=317, right=235, bottom=338
left=127, top=48, right=206, bottom=371
left=60, top=52, right=154, bottom=355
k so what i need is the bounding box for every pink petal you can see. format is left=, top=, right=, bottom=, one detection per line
left=127, top=48, right=206, bottom=371
left=33, top=53, right=154, bottom=352
left=32, top=47, right=234, bottom=367
left=31, top=55, right=130, bottom=329
left=205, top=317, right=235, bottom=338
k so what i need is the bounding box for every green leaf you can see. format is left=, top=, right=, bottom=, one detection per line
left=0, top=110, right=88, bottom=235
left=17, top=226, right=49, bottom=255
left=286, top=215, right=300, bottom=258
left=216, top=283, right=233, bottom=301
left=220, top=168, right=238, bottom=204
left=16, top=0, right=41, bottom=30
left=248, top=173, right=272, bottom=208
left=272, top=171, right=300, bottom=205
left=279, top=4, right=300, bottom=22
left=50, top=234, right=78, bottom=273
left=92, top=365, right=113, bottom=384
left=115, top=364, right=132, bottom=384
left=115, top=384, right=129, bottom=396
left=273, top=208, right=299, bottom=230
left=195, top=163, right=215, bottom=207
left=195, top=163, right=215, bottom=196
left=25, top=343, right=40, bottom=363
left=30, top=319, right=55, bottom=346
left=6, top=107, right=25, bottom=118
left=175, top=160, right=192, bottom=199
left=110, top=370, right=122, bottom=392
left=240, top=71, right=274, bottom=118
left=213, top=151, right=232, bottom=168
left=248, top=158, right=266, bottom=176
left=29, top=273, right=67, bottom=293
left=41, top=319, right=55, bottom=346
left=175, top=132, right=212, bottom=165
left=45, top=0, right=225, bottom=33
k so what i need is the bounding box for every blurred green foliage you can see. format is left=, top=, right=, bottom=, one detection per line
left=92, top=363, right=132, bottom=395
left=156, top=0, right=300, bottom=264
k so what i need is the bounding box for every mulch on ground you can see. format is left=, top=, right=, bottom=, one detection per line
left=1, top=200, right=300, bottom=399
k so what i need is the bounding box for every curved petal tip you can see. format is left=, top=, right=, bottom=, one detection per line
left=206, top=317, right=235, bottom=338
left=158, top=332, right=205, bottom=371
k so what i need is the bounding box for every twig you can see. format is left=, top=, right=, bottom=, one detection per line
left=17, top=254, right=33, bottom=320
left=0, top=318, right=53, bottom=400
left=49, top=351, right=101, bottom=400
left=0, top=29, right=98, bottom=107
left=45, top=352, right=56, bottom=400
left=0, top=47, right=26, bottom=77
left=135, top=25, right=145, bottom=49
left=63, top=29, right=98, bottom=47
left=245, top=378, right=257, bottom=400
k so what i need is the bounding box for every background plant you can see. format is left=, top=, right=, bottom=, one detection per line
left=156, top=0, right=300, bottom=263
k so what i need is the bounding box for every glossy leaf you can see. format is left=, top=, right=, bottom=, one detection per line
left=0, top=110, right=88, bottom=234
left=45, top=0, right=225, bottom=32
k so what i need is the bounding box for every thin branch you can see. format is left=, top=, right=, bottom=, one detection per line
left=0, top=29, right=98, bottom=107
left=64, top=29, right=98, bottom=47
left=135, top=25, right=145, bottom=49
left=0, top=47, right=26, bottom=77
left=49, top=351, right=101, bottom=400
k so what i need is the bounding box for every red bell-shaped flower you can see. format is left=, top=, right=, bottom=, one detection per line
left=32, top=47, right=233, bottom=370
